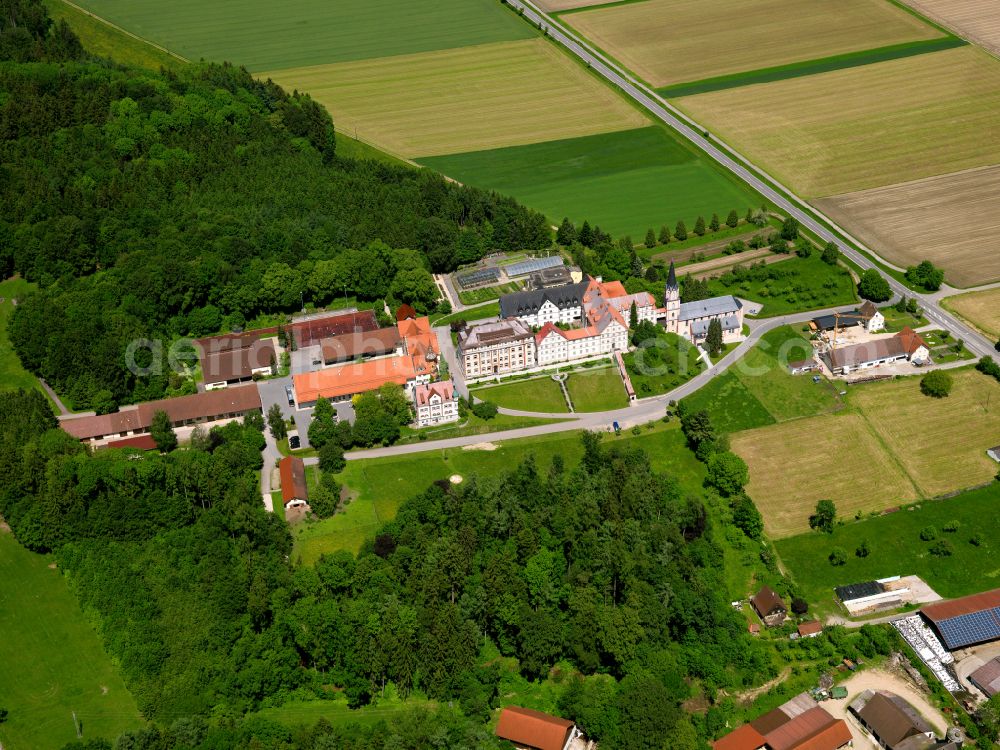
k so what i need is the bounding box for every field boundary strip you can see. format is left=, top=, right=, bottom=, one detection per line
left=553, top=0, right=652, bottom=15
left=658, top=36, right=966, bottom=97
left=56, top=0, right=189, bottom=63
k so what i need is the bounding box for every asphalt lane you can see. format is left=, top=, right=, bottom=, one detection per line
left=505, top=0, right=999, bottom=363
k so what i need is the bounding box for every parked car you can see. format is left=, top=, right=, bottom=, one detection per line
left=285, top=385, right=294, bottom=406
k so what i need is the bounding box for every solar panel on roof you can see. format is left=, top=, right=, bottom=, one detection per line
left=935, top=608, right=1000, bottom=649
left=506, top=256, right=563, bottom=277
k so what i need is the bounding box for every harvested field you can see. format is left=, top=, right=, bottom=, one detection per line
left=903, top=0, right=1000, bottom=56
left=851, top=371, right=1000, bottom=497
left=943, top=287, right=1000, bottom=339
left=536, top=0, right=621, bottom=10
left=731, top=413, right=918, bottom=538
left=677, top=46, right=1000, bottom=197
left=72, top=0, right=533, bottom=71
left=264, top=39, right=647, bottom=158
left=563, top=0, right=941, bottom=88
left=816, top=164, right=1000, bottom=287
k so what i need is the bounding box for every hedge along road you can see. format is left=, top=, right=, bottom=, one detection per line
left=503, top=0, right=1000, bottom=363
left=307, top=304, right=860, bottom=462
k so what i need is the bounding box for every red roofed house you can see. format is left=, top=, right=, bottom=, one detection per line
left=534, top=309, right=628, bottom=367
left=714, top=695, right=852, bottom=750
left=797, top=621, right=823, bottom=638
left=714, top=723, right=767, bottom=750
left=279, top=456, right=309, bottom=508
left=495, top=706, right=582, bottom=750
left=413, top=380, right=458, bottom=427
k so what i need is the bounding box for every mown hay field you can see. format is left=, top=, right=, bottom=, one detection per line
left=421, top=126, right=761, bottom=239
left=0, top=533, right=141, bottom=749
left=677, top=46, right=1000, bottom=197
left=264, top=39, right=648, bottom=158
left=943, top=287, right=1000, bottom=339
left=733, top=370, right=1000, bottom=538
left=732, top=413, right=918, bottom=539
left=816, top=165, right=1000, bottom=287
left=73, top=0, right=533, bottom=71
left=563, top=0, right=941, bottom=87
left=851, top=371, right=1000, bottom=497
left=903, top=0, right=1000, bottom=56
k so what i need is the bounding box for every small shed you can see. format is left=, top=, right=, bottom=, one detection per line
left=798, top=620, right=823, bottom=638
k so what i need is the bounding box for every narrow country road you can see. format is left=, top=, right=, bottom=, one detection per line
left=504, top=0, right=1000, bottom=365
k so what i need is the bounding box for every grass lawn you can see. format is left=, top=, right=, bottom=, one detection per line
left=920, top=330, right=976, bottom=364
left=472, top=377, right=569, bottom=413
left=43, top=0, right=185, bottom=70
left=677, top=46, right=1000, bottom=198
left=562, top=0, right=941, bottom=88
left=0, top=278, right=45, bottom=397
left=879, top=306, right=928, bottom=333
left=706, top=252, right=857, bottom=317
left=639, top=222, right=765, bottom=262
left=432, top=302, right=499, bottom=327
left=71, top=0, right=534, bottom=72
left=776, top=482, right=1000, bottom=604
left=683, top=326, right=842, bottom=431
left=270, top=492, right=287, bottom=521
left=396, top=412, right=569, bottom=446
left=293, top=421, right=705, bottom=563
left=565, top=366, right=628, bottom=411
left=255, top=696, right=435, bottom=730
left=420, top=126, right=761, bottom=240
left=943, top=286, right=1000, bottom=338
left=623, top=330, right=704, bottom=397
left=267, top=39, right=647, bottom=158
left=0, top=533, right=141, bottom=749
left=457, top=281, right=523, bottom=307
left=334, top=132, right=410, bottom=169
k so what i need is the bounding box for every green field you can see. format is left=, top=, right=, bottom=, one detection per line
left=622, top=329, right=704, bottom=397
left=255, top=697, right=435, bottom=730
left=71, top=0, right=534, bottom=72
left=682, top=326, right=842, bottom=432
left=458, top=281, right=523, bottom=306
left=293, top=422, right=705, bottom=563
left=432, top=302, right=500, bottom=327
left=776, top=482, right=1000, bottom=606
left=566, top=366, right=628, bottom=411
left=0, top=533, right=141, bottom=749
left=472, top=377, right=569, bottom=413
left=0, top=278, right=43, bottom=396
left=420, top=127, right=762, bottom=239
left=705, top=253, right=858, bottom=317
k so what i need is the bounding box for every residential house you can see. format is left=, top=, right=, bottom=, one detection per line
left=413, top=380, right=459, bottom=427
left=459, top=319, right=536, bottom=379
left=824, top=327, right=929, bottom=375
left=278, top=456, right=309, bottom=508
left=713, top=694, right=851, bottom=750
left=752, top=586, right=788, bottom=627
left=494, top=706, right=582, bottom=750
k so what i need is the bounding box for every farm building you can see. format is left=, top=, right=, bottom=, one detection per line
left=921, top=588, right=1000, bottom=651
left=713, top=694, right=851, bottom=750
left=751, top=586, right=787, bottom=627
left=970, top=657, right=1000, bottom=698
left=823, top=327, right=929, bottom=375
left=320, top=327, right=402, bottom=365
left=494, top=706, right=582, bottom=750
left=413, top=380, right=459, bottom=428
left=811, top=301, right=884, bottom=334
left=201, top=338, right=277, bottom=389
left=278, top=456, right=308, bottom=508
left=291, top=310, right=379, bottom=348
left=60, top=385, right=263, bottom=446
left=797, top=621, right=823, bottom=638
left=788, top=359, right=818, bottom=375
left=849, top=690, right=936, bottom=749
left=836, top=578, right=910, bottom=616
left=293, top=356, right=418, bottom=406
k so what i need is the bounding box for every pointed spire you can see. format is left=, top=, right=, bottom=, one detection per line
left=666, top=260, right=677, bottom=289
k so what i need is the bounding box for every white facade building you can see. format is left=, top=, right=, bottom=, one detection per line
left=413, top=380, right=459, bottom=427
left=458, top=319, right=536, bottom=379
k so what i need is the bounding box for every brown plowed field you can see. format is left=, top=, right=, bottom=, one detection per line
left=815, top=164, right=1000, bottom=287
left=903, top=0, right=1000, bottom=56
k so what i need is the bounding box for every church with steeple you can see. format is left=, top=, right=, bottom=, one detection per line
left=661, top=261, right=745, bottom=345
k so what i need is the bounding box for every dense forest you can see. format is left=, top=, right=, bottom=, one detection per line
left=0, top=0, right=549, bottom=410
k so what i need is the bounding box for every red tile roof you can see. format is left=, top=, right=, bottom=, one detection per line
left=766, top=707, right=846, bottom=750
left=495, top=707, right=574, bottom=750
left=896, top=326, right=928, bottom=356
left=321, top=328, right=401, bottom=363
left=104, top=434, right=158, bottom=451
left=798, top=620, right=823, bottom=637
left=291, top=310, right=379, bottom=347
left=279, top=456, right=309, bottom=506
left=293, top=357, right=416, bottom=403
left=395, top=303, right=417, bottom=321
left=923, top=587, right=1000, bottom=622
left=414, top=380, right=455, bottom=406
left=713, top=724, right=767, bottom=750
left=791, top=720, right=852, bottom=750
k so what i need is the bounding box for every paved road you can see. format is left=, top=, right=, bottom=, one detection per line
left=322, top=305, right=858, bottom=463
left=506, top=0, right=1000, bottom=364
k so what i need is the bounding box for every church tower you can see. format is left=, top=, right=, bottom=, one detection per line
left=663, top=261, right=680, bottom=334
